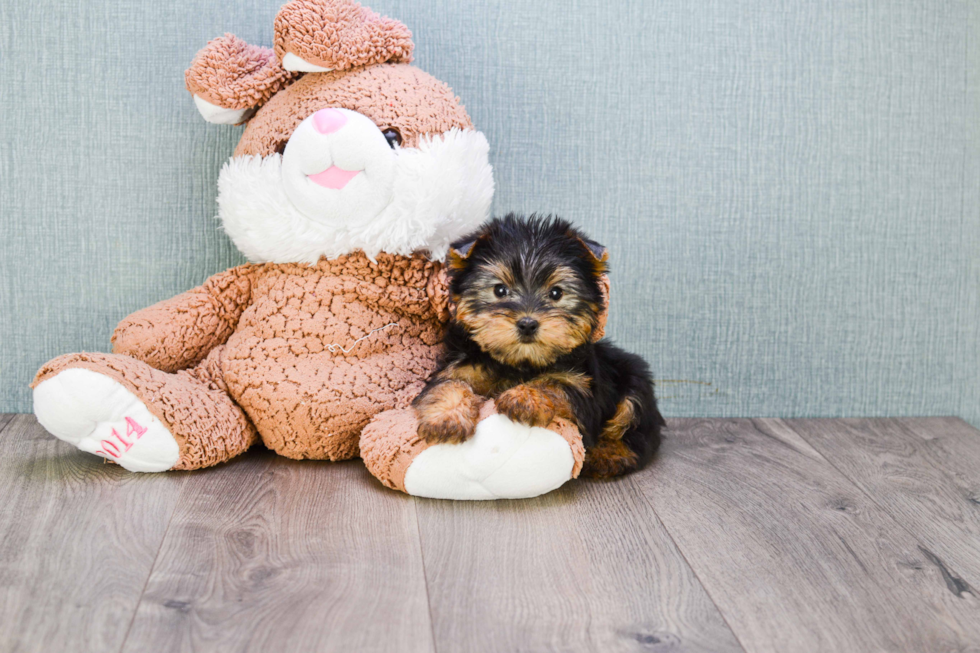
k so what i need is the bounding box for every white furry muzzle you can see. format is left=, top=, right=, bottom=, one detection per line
left=216, top=115, right=494, bottom=264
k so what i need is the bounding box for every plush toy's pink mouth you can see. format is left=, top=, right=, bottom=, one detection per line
left=308, top=166, right=361, bottom=190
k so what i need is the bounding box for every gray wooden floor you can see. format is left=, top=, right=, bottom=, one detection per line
left=1, top=414, right=979, bottom=653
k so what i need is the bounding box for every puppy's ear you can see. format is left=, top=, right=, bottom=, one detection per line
left=450, top=239, right=477, bottom=258
left=578, top=237, right=609, bottom=274
left=581, top=238, right=608, bottom=262
left=448, top=234, right=484, bottom=269
left=591, top=274, right=611, bottom=342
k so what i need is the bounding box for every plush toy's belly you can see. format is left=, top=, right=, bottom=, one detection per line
left=219, top=255, right=445, bottom=460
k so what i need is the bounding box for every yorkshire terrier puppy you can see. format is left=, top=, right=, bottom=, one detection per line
left=413, top=214, right=665, bottom=478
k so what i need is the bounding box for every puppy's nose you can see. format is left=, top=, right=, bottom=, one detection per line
left=516, top=317, right=539, bottom=337
left=312, top=108, right=348, bottom=134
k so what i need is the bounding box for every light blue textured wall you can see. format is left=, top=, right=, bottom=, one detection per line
left=1, top=0, right=978, bottom=424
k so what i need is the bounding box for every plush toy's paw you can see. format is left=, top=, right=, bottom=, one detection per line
left=414, top=381, right=481, bottom=444
left=33, top=368, right=179, bottom=472
left=361, top=401, right=586, bottom=500
left=495, top=385, right=555, bottom=428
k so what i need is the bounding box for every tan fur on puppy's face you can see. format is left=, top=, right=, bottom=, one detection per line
left=454, top=261, right=597, bottom=368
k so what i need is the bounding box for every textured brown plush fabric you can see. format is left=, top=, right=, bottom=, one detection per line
left=33, top=349, right=258, bottom=470
left=360, top=399, right=586, bottom=493
left=547, top=415, right=587, bottom=479
left=274, top=0, right=413, bottom=72
left=220, top=252, right=447, bottom=460
left=35, top=253, right=449, bottom=467
left=359, top=407, right=430, bottom=491
left=235, top=64, right=473, bottom=156
left=185, top=34, right=299, bottom=111
left=111, top=266, right=255, bottom=373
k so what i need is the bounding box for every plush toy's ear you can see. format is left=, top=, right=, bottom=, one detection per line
left=185, top=34, right=299, bottom=125
left=274, top=0, right=414, bottom=73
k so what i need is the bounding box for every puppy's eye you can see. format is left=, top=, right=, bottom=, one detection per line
left=549, top=287, right=564, bottom=301
left=493, top=284, right=509, bottom=298
left=382, top=128, right=402, bottom=149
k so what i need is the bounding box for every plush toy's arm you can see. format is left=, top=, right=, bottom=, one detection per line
left=361, top=400, right=586, bottom=500
left=111, top=266, right=255, bottom=373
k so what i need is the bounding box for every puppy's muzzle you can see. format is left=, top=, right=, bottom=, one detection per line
left=516, top=317, right=539, bottom=339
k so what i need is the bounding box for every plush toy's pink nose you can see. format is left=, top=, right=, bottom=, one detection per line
left=312, top=108, right=347, bottom=135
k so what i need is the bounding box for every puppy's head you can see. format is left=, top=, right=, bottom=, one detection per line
left=448, top=214, right=608, bottom=368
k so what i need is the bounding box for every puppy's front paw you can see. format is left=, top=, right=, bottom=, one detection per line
left=496, top=385, right=555, bottom=428
left=415, top=381, right=481, bottom=445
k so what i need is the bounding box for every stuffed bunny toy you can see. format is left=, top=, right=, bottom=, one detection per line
left=32, top=0, right=589, bottom=499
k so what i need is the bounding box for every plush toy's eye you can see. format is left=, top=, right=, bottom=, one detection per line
left=494, top=284, right=509, bottom=298
left=382, top=128, right=402, bottom=148
left=549, top=287, right=564, bottom=301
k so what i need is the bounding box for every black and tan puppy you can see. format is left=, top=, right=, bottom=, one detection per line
left=413, top=213, right=664, bottom=478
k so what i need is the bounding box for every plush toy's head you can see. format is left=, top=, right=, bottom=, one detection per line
left=185, top=0, right=493, bottom=263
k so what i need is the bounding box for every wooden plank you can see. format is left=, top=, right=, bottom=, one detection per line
left=779, top=417, right=980, bottom=589
left=0, top=414, right=187, bottom=653
left=416, top=473, right=745, bottom=653
left=0, top=413, right=16, bottom=434
left=638, top=418, right=980, bottom=653
left=121, top=451, right=435, bottom=653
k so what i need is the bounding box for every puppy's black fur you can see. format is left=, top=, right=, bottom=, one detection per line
left=413, top=213, right=664, bottom=478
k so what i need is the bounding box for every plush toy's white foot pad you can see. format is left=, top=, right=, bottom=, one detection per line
left=403, top=414, right=576, bottom=500
left=33, top=369, right=179, bottom=472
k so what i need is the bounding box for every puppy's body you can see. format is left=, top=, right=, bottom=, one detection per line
left=414, top=214, right=664, bottom=478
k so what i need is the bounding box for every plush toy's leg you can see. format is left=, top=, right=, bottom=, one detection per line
left=32, top=347, right=257, bottom=472
left=360, top=400, right=585, bottom=500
